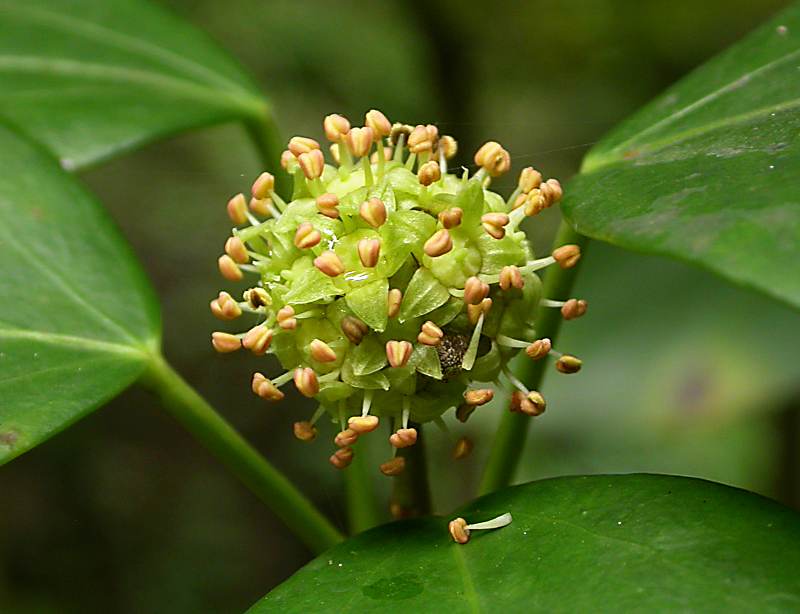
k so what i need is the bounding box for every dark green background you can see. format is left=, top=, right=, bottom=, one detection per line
left=1, top=1, right=797, bottom=612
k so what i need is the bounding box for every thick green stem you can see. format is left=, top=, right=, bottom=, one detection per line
left=244, top=111, right=290, bottom=196
left=141, top=354, right=343, bottom=553
left=479, top=219, right=589, bottom=494
left=344, top=440, right=382, bottom=534
left=390, top=424, right=432, bottom=517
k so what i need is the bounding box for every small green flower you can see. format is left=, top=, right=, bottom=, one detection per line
left=210, top=110, right=585, bottom=476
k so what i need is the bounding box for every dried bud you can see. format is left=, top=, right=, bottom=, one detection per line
left=464, top=276, right=490, bottom=305
left=280, top=150, right=295, bottom=170
left=370, top=146, right=394, bottom=163
left=561, top=298, right=588, bottom=320
left=346, top=126, right=374, bottom=158
left=389, top=428, right=418, bottom=448
left=438, top=207, right=463, bottom=229
left=511, top=390, right=546, bottom=416
left=380, top=457, right=406, bottom=476
left=464, top=388, right=494, bottom=406
left=453, top=436, right=473, bottom=460
left=418, top=160, right=441, bottom=186
left=316, top=193, right=340, bottom=219
left=359, top=197, right=387, bottom=228
left=542, top=178, right=563, bottom=204
left=252, top=372, right=284, bottom=401
left=365, top=109, right=392, bottom=137
left=389, top=123, right=412, bottom=145
left=330, top=447, right=354, bottom=469
left=524, top=190, right=548, bottom=216
left=552, top=244, right=582, bottom=269
left=334, top=429, right=359, bottom=447
left=512, top=192, right=528, bottom=210
left=518, top=167, right=543, bottom=193
left=294, top=222, right=322, bottom=249
left=218, top=254, right=243, bottom=281
left=294, top=367, right=320, bottom=397
left=424, top=229, right=453, bottom=257
left=387, top=288, right=402, bottom=318
left=556, top=355, right=582, bottom=374
left=314, top=250, right=345, bottom=277
left=276, top=305, right=297, bottom=330
left=408, top=124, right=434, bottom=153
left=244, top=287, right=271, bottom=308
left=211, top=331, right=241, bottom=353
left=329, top=143, right=341, bottom=165
left=324, top=113, right=351, bottom=141
left=417, top=320, right=443, bottom=346
left=210, top=291, right=241, bottom=320
left=293, top=421, right=317, bottom=442
left=525, top=338, right=552, bottom=360
left=249, top=197, right=273, bottom=217
left=386, top=340, right=413, bottom=368
left=309, top=338, right=337, bottom=363
left=448, top=517, right=470, bottom=544
left=438, top=135, right=458, bottom=159
left=341, top=315, right=368, bottom=345
left=288, top=136, right=320, bottom=157
left=357, top=238, right=381, bottom=268
left=499, top=265, right=524, bottom=290
left=225, top=237, right=249, bottom=264
left=467, top=298, right=492, bottom=324
left=481, top=212, right=509, bottom=239
left=298, top=149, right=325, bottom=180
left=251, top=172, right=275, bottom=199
left=348, top=415, right=380, bottom=434
left=226, top=193, right=248, bottom=225
left=243, top=325, right=273, bottom=355
left=474, top=141, right=511, bottom=177
left=455, top=403, right=476, bottom=423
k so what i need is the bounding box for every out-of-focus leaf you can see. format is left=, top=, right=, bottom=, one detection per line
left=0, top=0, right=269, bottom=170
left=252, top=475, right=800, bottom=612
left=565, top=3, right=800, bottom=308
left=0, top=125, right=159, bottom=464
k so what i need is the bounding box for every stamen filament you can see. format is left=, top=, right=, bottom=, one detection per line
left=503, top=367, right=529, bottom=395
left=272, top=371, right=294, bottom=387
left=461, top=312, right=485, bottom=371
left=393, top=134, right=406, bottom=162
left=402, top=397, right=410, bottom=429
left=362, top=157, right=374, bottom=187
left=522, top=256, right=556, bottom=273
left=362, top=389, right=374, bottom=417
left=309, top=404, right=327, bottom=426
left=465, top=512, right=513, bottom=531
left=496, top=334, right=532, bottom=349
left=540, top=298, right=566, bottom=308
left=404, top=152, right=416, bottom=171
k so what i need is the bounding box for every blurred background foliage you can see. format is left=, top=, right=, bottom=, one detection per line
left=1, top=0, right=797, bottom=612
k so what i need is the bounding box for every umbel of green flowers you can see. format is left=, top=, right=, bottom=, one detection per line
left=210, top=110, right=586, bottom=476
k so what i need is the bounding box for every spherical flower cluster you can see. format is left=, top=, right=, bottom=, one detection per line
left=210, top=110, right=586, bottom=476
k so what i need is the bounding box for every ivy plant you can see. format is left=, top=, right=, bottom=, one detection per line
left=0, top=0, right=798, bottom=611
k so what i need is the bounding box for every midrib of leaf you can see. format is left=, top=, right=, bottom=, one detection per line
left=0, top=2, right=254, bottom=95
left=0, top=328, right=147, bottom=358
left=0, top=55, right=265, bottom=117
left=451, top=545, right=482, bottom=614
left=0, top=222, right=145, bottom=347
left=583, top=46, right=800, bottom=173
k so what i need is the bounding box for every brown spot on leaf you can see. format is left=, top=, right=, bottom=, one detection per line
left=0, top=430, right=19, bottom=447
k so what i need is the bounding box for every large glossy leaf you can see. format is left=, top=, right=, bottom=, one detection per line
left=0, top=125, right=159, bottom=464
left=564, top=3, right=800, bottom=308
left=253, top=475, right=800, bottom=612
left=0, top=0, right=268, bottom=170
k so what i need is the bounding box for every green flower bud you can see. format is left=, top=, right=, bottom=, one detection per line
left=210, top=111, right=583, bottom=471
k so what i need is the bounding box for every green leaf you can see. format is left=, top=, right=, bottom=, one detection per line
left=349, top=335, right=388, bottom=376
left=0, top=0, right=269, bottom=170
left=564, top=3, right=800, bottom=308
left=284, top=266, right=342, bottom=305
left=346, top=278, right=389, bottom=332
left=0, top=125, right=158, bottom=464
left=380, top=210, right=437, bottom=276
left=398, top=267, right=450, bottom=322
left=412, top=344, right=442, bottom=380
left=252, top=474, right=800, bottom=612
